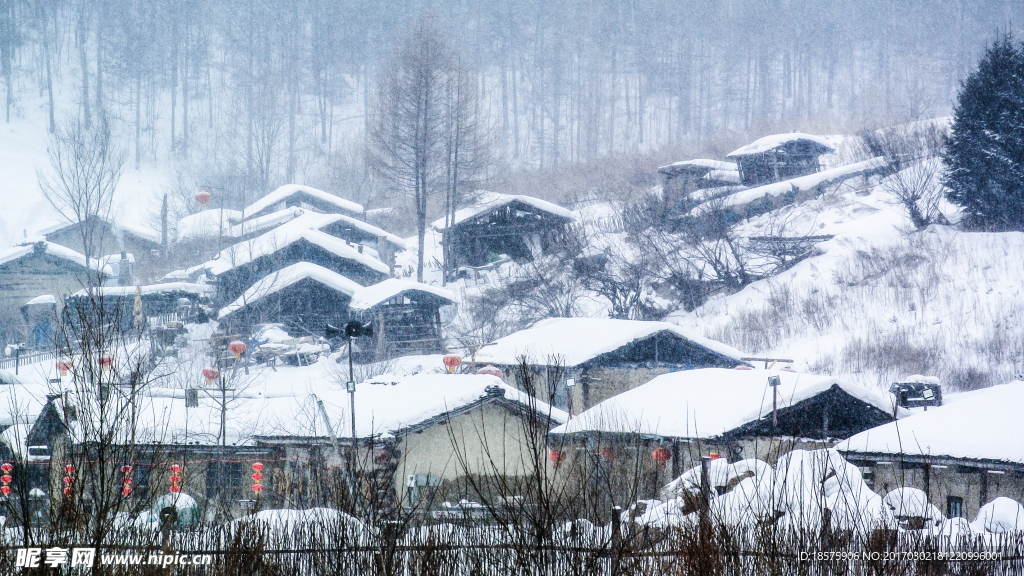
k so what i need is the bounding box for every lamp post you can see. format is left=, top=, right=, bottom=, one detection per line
left=343, top=320, right=372, bottom=508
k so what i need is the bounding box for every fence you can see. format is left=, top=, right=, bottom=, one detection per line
left=2, top=517, right=1022, bottom=575
left=0, top=349, right=54, bottom=373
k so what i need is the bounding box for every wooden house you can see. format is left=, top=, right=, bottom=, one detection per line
left=434, top=192, right=576, bottom=280
left=471, top=317, right=748, bottom=413
left=348, top=279, right=457, bottom=360
left=726, top=133, right=835, bottom=187
left=839, top=380, right=1024, bottom=521
left=657, top=159, right=741, bottom=210
left=548, top=368, right=900, bottom=501
left=38, top=216, right=163, bottom=281
left=206, top=225, right=390, bottom=305
left=61, top=282, right=214, bottom=336
left=0, top=241, right=111, bottom=313
left=217, top=262, right=361, bottom=336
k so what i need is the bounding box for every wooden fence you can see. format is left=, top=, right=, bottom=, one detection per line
left=1, top=519, right=1021, bottom=575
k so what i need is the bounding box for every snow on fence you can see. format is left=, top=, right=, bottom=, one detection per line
left=1, top=517, right=1021, bottom=575
left=0, top=349, right=55, bottom=372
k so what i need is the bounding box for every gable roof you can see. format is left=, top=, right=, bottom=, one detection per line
left=0, top=241, right=112, bottom=276
left=349, top=279, right=457, bottom=312
left=431, top=191, right=576, bottom=231
left=217, top=262, right=363, bottom=319
left=286, top=211, right=406, bottom=251
left=727, top=133, right=835, bottom=159
left=550, top=368, right=901, bottom=440
left=243, top=185, right=362, bottom=220
left=37, top=216, right=162, bottom=245
left=471, top=317, right=745, bottom=367
left=205, top=224, right=391, bottom=277
left=837, top=381, right=1024, bottom=466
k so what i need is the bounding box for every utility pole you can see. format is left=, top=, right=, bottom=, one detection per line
left=769, top=375, right=781, bottom=428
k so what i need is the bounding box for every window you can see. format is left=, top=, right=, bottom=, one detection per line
left=947, top=496, right=963, bottom=518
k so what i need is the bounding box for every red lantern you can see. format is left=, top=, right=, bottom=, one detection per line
left=121, top=465, right=133, bottom=474
left=252, top=484, right=264, bottom=493
left=476, top=365, right=503, bottom=378
left=442, top=355, right=462, bottom=373
left=599, top=447, right=616, bottom=462
left=100, top=355, right=113, bottom=370
left=251, top=462, right=265, bottom=495
left=202, top=367, right=219, bottom=384
left=194, top=190, right=212, bottom=208
left=56, top=360, right=71, bottom=376
left=62, top=465, right=75, bottom=497
left=252, top=462, right=264, bottom=471
left=168, top=464, right=183, bottom=494
left=252, top=472, right=263, bottom=481
left=122, top=487, right=133, bottom=496
left=548, top=450, right=567, bottom=466
left=652, top=446, right=672, bottom=465
left=0, top=463, right=11, bottom=498
left=708, top=452, right=721, bottom=460
left=228, top=340, right=247, bottom=359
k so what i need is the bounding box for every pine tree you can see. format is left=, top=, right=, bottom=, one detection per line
left=942, top=34, right=1024, bottom=229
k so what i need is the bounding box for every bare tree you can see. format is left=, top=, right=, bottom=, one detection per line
left=861, top=123, right=949, bottom=230
left=37, top=117, right=126, bottom=286
left=370, top=18, right=489, bottom=282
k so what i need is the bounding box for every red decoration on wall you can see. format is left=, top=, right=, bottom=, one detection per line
left=251, top=462, right=265, bottom=494
left=62, top=465, right=76, bottom=497
left=168, top=464, right=183, bottom=494
left=0, top=462, right=12, bottom=497
left=652, top=446, right=672, bottom=465
left=548, top=450, right=567, bottom=467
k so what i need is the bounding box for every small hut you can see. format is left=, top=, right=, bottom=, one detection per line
left=217, top=262, right=361, bottom=335
left=434, top=192, right=575, bottom=280
left=657, top=159, right=741, bottom=208
left=348, top=279, right=457, bottom=360
left=726, top=133, right=835, bottom=187
left=207, top=225, right=390, bottom=305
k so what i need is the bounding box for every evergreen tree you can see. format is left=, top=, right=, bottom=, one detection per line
left=942, top=34, right=1024, bottom=229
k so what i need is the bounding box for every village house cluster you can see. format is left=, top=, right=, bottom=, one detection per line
left=0, top=133, right=1021, bottom=529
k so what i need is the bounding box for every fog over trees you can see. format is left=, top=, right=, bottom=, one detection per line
left=2, top=0, right=1021, bottom=215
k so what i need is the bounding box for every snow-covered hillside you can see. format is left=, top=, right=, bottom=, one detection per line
left=670, top=167, right=1024, bottom=392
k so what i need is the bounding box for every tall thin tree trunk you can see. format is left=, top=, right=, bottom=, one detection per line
left=78, top=6, right=90, bottom=129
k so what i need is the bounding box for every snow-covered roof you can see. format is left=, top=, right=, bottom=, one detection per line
left=285, top=211, right=406, bottom=250
left=69, top=282, right=214, bottom=298
left=176, top=208, right=272, bottom=242
left=693, top=157, right=887, bottom=215
left=349, top=279, right=457, bottom=312
left=242, top=185, right=363, bottom=220
left=206, top=224, right=390, bottom=277
left=838, top=380, right=1024, bottom=466
left=218, top=262, right=363, bottom=319
left=705, top=169, right=742, bottom=184
left=136, top=372, right=566, bottom=444
left=24, top=294, right=57, bottom=306
left=550, top=368, right=900, bottom=439
left=658, top=159, right=737, bottom=175
left=471, top=317, right=745, bottom=367
left=36, top=216, right=161, bottom=245
left=727, top=133, right=835, bottom=158
left=0, top=241, right=112, bottom=276
left=431, top=191, right=576, bottom=230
